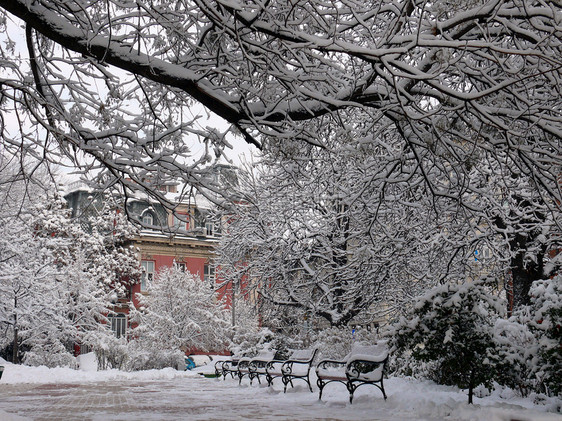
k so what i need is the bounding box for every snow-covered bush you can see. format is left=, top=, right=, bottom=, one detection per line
left=386, top=280, right=506, bottom=404
left=230, top=326, right=276, bottom=357
left=23, top=341, right=77, bottom=369
left=492, top=276, right=561, bottom=397
left=93, top=335, right=130, bottom=370
left=227, top=295, right=296, bottom=359
left=128, top=267, right=230, bottom=369
left=527, top=276, right=561, bottom=396
left=493, top=316, right=538, bottom=396
left=125, top=340, right=184, bottom=371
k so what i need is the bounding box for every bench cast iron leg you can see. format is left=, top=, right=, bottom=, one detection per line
left=347, top=381, right=357, bottom=404
left=317, top=379, right=325, bottom=400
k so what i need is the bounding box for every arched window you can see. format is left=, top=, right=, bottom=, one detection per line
left=107, top=313, right=127, bottom=338
left=142, top=211, right=154, bottom=226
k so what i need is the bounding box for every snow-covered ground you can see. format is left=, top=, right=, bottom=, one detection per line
left=0, top=357, right=560, bottom=420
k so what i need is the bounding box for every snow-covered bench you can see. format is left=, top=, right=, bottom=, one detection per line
left=237, top=349, right=276, bottom=385
left=315, top=342, right=389, bottom=403
left=265, top=348, right=318, bottom=392
left=215, top=356, right=238, bottom=380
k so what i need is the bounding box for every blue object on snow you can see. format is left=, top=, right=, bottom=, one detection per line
left=185, top=356, right=196, bottom=371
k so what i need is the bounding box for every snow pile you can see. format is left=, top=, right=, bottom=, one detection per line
left=76, top=352, right=97, bottom=371
left=0, top=362, right=198, bottom=384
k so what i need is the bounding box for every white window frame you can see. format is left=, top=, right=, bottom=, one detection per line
left=204, top=263, right=215, bottom=286
left=108, top=313, right=127, bottom=339
left=142, top=212, right=154, bottom=226
left=205, top=221, right=214, bottom=236
left=141, top=260, right=154, bottom=291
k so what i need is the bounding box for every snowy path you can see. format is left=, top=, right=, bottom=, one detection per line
left=0, top=363, right=560, bottom=420
left=3, top=376, right=395, bottom=421
left=1, top=376, right=392, bottom=421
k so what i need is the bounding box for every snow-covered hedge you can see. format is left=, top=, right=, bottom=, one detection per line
left=528, top=276, right=562, bottom=396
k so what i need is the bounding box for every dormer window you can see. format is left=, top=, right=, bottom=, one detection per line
left=142, top=212, right=154, bottom=226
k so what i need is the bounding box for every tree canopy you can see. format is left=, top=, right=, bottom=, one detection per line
left=1, top=1, right=561, bottom=312
left=0, top=0, right=560, bottom=207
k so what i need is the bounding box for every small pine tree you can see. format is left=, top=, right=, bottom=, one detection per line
left=387, top=280, right=506, bottom=404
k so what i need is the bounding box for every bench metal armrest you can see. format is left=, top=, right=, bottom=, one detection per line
left=317, top=359, right=347, bottom=367
left=316, top=359, right=347, bottom=378
left=346, top=356, right=388, bottom=381
left=222, top=359, right=239, bottom=369
left=237, top=358, right=251, bottom=369
left=281, top=348, right=318, bottom=373
left=281, top=358, right=313, bottom=375
left=265, top=359, right=285, bottom=370
left=249, top=357, right=272, bottom=371
left=251, top=357, right=273, bottom=365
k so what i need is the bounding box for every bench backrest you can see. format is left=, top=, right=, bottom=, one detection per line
left=290, top=348, right=316, bottom=362
left=344, top=341, right=388, bottom=361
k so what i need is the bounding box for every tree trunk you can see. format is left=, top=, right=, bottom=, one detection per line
left=12, top=296, right=18, bottom=364
left=12, top=327, right=18, bottom=364
left=510, top=233, right=546, bottom=309
left=511, top=262, right=538, bottom=308
left=468, top=367, right=474, bottom=404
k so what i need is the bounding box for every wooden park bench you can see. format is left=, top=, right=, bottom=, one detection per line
left=265, top=348, right=318, bottom=392
left=315, top=342, right=389, bottom=403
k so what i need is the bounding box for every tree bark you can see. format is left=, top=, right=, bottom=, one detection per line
left=510, top=232, right=547, bottom=309
left=12, top=327, right=18, bottom=364
left=468, top=367, right=474, bottom=404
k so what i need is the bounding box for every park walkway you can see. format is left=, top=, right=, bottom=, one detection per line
left=0, top=375, right=385, bottom=421
left=1, top=370, right=557, bottom=421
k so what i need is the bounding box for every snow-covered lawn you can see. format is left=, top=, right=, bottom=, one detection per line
left=0, top=357, right=560, bottom=421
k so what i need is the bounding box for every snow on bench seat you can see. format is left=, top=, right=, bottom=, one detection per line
left=315, top=342, right=389, bottom=403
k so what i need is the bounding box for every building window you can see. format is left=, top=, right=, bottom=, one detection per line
left=177, top=262, right=186, bottom=272
left=205, top=222, right=215, bottom=236
left=173, top=214, right=188, bottom=231
left=142, top=212, right=154, bottom=226
left=141, top=260, right=154, bottom=291
left=204, top=263, right=215, bottom=286
left=107, top=313, right=127, bottom=338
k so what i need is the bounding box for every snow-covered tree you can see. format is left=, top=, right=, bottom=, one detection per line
left=0, top=1, right=559, bottom=224
left=216, top=131, right=513, bottom=326
left=28, top=193, right=140, bottom=366
left=0, top=217, right=58, bottom=363
left=492, top=275, right=562, bottom=398
left=0, top=1, right=559, bottom=315
left=0, top=159, right=60, bottom=363
left=129, top=266, right=230, bottom=369
left=0, top=178, right=140, bottom=366
left=387, top=280, right=506, bottom=404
